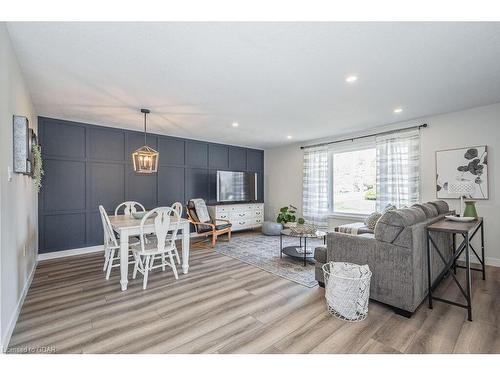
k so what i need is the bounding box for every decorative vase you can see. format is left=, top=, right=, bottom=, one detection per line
left=463, top=200, right=478, bottom=218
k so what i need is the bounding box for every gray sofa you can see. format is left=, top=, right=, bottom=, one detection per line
left=314, top=201, right=453, bottom=317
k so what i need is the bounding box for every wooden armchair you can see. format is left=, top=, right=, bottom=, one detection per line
left=186, top=200, right=232, bottom=247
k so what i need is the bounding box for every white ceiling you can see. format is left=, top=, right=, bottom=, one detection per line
left=7, top=22, right=500, bottom=149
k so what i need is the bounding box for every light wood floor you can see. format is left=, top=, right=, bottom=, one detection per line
left=7, top=237, right=500, bottom=354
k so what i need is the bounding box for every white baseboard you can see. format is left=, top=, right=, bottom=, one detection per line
left=1, top=260, right=37, bottom=353
left=38, top=245, right=104, bottom=261
left=456, top=254, right=500, bottom=268
left=485, top=257, right=500, bottom=268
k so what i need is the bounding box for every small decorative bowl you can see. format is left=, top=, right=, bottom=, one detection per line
left=131, top=211, right=147, bottom=219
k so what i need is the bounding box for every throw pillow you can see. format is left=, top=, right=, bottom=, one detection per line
left=364, top=211, right=382, bottom=230
left=382, top=204, right=397, bottom=214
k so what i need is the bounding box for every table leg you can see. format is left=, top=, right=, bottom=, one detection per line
left=280, top=233, right=282, bottom=258
left=452, top=233, right=457, bottom=274
left=304, top=237, right=307, bottom=266
left=426, top=230, right=433, bottom=309
left=481, top=221, right=485, bottom=280
left=181, top=222, right=190, bottom=274
left=120, top=231, right=129, bottom=291
left=465, top=233, right=472, bottom=321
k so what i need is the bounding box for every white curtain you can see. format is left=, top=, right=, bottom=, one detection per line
left=376, top=129, right=420, bottom=211
left=302, top=146, right=329, bottom=228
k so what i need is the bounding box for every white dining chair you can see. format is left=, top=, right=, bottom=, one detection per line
left=99, top=205, right=138, bottom=280
left=114, top=201, right=145, bottom=216
left=131, top=207, right=180, bottom=289
left=167, top=202, right=183, bottom=264
left=172, top=202, right=183, bottom=217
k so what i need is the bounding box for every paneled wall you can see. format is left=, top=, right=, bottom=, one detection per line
left=38, top=117, right=264, bottom=253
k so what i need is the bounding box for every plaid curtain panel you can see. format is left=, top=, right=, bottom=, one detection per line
left=376, top=129, right=420, bottom=211
left=302, top=146, right=329, bottom=228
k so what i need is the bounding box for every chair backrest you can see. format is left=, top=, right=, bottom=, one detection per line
left=138, top=207, right=180, bottom=253
left=172, top=202, right=183, bottom=217
left=99, top=205, right=118, bottom=248
left=186, top=199, right=213, bottom=234
left=115, top=201, right=145, bottom=216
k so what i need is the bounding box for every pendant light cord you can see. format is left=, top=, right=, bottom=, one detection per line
left=144, top=111, right=147, bottom=145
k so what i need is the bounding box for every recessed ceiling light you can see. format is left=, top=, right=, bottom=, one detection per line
left=287, top=135, right=292, bottom=140
left=232, top=122, right=239, bottom=128
left=345, top=75, right=358, bottom=83
left=393, top=108, right=403, bottom=114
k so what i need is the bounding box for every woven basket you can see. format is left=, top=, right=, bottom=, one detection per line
left=322, top=262, right=372, bottom=322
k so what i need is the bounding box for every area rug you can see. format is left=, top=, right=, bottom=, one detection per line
left=214, top=232, right=324, bottom=287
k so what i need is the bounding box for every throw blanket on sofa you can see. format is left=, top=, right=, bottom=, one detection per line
left=336, top=222, right=365, bottom=235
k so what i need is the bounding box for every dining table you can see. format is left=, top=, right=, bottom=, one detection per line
left=109, top=214, right=191, bottom=291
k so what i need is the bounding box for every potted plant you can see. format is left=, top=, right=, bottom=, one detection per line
left=276, top=205, right=297, bottom=228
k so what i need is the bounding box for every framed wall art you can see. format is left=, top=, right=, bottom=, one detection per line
left=436, top=145, right=488, bottom=199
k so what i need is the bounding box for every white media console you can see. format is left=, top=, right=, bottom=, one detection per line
left=208, top=203, right=264, bottom=232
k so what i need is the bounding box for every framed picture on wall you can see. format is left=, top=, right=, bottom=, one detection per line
left=13, top=115, right=30, bottom=174
left=436, top=145, right=488, bottom=199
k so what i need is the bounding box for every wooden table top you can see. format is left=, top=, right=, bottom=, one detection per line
left=109, top=214, right=189, bottom=231
left=427, top=217, right=482, bottom=234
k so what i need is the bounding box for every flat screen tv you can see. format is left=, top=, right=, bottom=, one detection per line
left=216, top=171, right=257, bottom=203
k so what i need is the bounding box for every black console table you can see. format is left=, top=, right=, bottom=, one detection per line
left=426, top=217, right=485, bottom=321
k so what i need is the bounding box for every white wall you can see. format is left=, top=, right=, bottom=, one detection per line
left=265, top=102, right=500, bottom=266
left=0, top=23, right=38, bottom=351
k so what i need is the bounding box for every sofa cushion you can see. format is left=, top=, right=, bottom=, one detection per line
left=378, top=207, right=426, bottom=228
left=429, top=200, right=450, bottom=214
left=197, top=222, right=231, bottom=234
left=374, top=206, right=426, bottom=248
left=412, top=203, right=438, bottom=218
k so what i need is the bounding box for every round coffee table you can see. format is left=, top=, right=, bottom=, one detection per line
left=280, top=228, right=327, bottom=266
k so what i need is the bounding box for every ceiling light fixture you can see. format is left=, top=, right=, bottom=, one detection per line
left=345, top=75, right=358, bottom=83
left=393, top=108, right=403, bottom=114
left=232, top=122, right=239, bottom=128
left=287, top=135, right=293, bottom=140
left=132, top=109, right=159, bottom=174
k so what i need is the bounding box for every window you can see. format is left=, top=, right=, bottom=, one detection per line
left=302, top=129, right=420, bottom=224
left=331, top=145, right=376, bottom=215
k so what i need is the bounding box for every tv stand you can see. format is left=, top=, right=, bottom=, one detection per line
left=208, top=203, right=264, bottom=232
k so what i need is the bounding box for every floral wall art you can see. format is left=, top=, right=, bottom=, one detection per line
left=436, top=146, right=488, bottom=199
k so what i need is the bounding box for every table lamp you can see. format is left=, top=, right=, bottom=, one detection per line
left=448, top=180, right=475, bottom=216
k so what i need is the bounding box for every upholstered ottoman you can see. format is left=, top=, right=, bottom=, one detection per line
left=262, top=221, right=283, bottom=236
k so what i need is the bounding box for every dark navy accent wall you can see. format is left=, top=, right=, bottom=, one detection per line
left=38, top=117, right=264, bottom=253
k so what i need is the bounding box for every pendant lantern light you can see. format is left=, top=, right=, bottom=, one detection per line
left=132, top=108, right=159, bottom=173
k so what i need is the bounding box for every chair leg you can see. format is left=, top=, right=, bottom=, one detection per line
left=228, top=230, right=231, bottom=241
left=143, top=255, right=150, bottom=289
left=168, top=252, right=179, bottom=280
left=132, top=253, right=139, bottom=279
left=161, top=253, right=166, bottom=271
left=212, top=233, right=217, bottom=247
left=103, top=248, right=110, bottom=271
left=106, top=249, right=115, bottom=280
